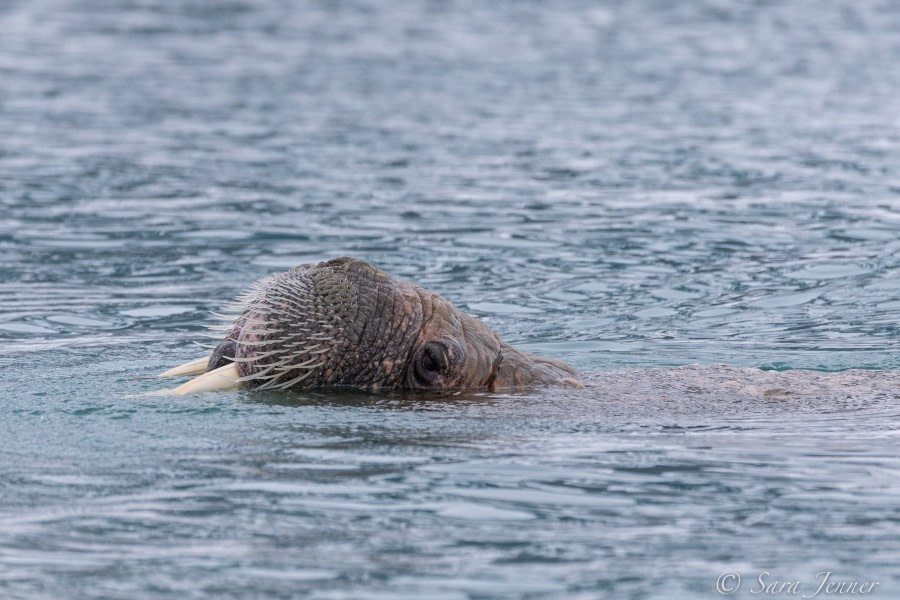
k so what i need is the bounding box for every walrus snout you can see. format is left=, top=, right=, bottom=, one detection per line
left=159, top=258, right=581, bottom=394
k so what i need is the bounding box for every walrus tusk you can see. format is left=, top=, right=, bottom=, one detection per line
left=170, top=363, right=241, bottom=395
left=159, top=356, right=211, bottom=377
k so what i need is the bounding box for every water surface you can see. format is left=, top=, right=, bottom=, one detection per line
left=1, top=1, right=899, bottom=598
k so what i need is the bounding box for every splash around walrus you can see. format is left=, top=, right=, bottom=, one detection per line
left=159, top=257, right=582, bottom=394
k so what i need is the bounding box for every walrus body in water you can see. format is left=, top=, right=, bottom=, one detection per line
left=160, top=257, right=581, bottom=394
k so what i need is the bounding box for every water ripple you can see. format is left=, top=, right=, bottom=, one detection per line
left=2, top=0, right=900, bottom=598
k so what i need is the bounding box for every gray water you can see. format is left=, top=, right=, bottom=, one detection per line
left=2, top=1, right=899, bottom=598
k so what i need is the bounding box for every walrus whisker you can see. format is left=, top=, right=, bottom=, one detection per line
left=284, top=340, right=315, bottom=347
left=236, top=372, right=282, bottom=382
left=269, top=369, right=318, bottom=390
left=240, top=328, right=286, bottom=335
left=235, top=357, right=325, bottom=382
left=236, top=362, right=280, bottom=380
left=227, top=355, right=269, bottom=363
left=227, top=350, right=283, bottom=362
left=283, top=356, right=325, bottom=370
left=191, top=342, right=219, bottom=351
left=209, top=311, right=241, bottom=320
left=233, top=339, right=285, bottom=348
left=255, top=364, right=325, bottom=390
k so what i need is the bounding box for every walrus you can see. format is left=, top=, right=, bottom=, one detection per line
left=159, top=257, right=582, bottom=394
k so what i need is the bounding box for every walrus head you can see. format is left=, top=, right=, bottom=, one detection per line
left=160, top=257, right=581, bottom=394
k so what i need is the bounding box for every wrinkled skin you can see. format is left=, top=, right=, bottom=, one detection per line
left=206, top=257, right=581, bottom=392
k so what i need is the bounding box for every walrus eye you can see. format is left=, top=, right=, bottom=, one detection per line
left=415, top=341, right=448, bottom=383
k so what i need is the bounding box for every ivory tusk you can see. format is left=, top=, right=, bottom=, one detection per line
left=170, top=363, right=241, bottom=395
left=159, top=356, right=211, bottom=377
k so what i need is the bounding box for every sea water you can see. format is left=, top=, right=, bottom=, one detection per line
left=1, top=1, right=899, bottom=598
